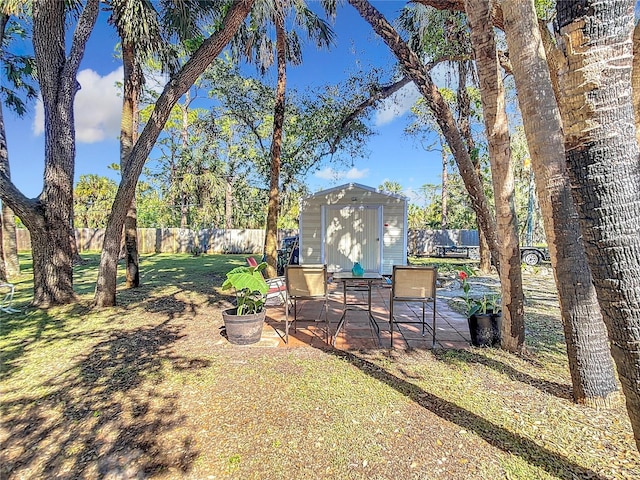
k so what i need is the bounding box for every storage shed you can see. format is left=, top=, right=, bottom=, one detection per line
left=298, top=183, right=408, bottom=275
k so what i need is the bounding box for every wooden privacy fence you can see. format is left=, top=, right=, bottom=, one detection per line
left=15, top=228, right=478, bottom=255
left=15, top=228, right=298, bottom=254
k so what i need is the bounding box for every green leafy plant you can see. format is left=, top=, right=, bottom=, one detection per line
left=458, top=270, right=501, bottom=317
left=222, top=262, right=269, bottom=315
left=485, top=294, right=501, bottom=314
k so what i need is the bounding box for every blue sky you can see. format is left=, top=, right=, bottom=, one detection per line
left=3, top=1, right=444, bottom=203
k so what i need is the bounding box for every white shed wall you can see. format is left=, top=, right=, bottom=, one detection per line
left=299, top=184, right=407, bottom=275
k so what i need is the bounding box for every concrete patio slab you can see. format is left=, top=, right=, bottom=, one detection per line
left=256, top=282, right=471, bottom=351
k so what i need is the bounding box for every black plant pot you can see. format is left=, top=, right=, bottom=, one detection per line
left=468, top=312, right=501, bottom=347
left=222, top=308, right=266, bottom=345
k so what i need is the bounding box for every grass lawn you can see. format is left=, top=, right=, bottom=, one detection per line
left=1, top=253, right=638, bottom=479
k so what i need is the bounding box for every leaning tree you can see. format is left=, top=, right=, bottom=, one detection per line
left=94, top=0, right=255, bottom=306
left=347, top=0, right=528, bottom=351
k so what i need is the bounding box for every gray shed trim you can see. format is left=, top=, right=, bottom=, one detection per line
left=308, top=182, right=406, bottom=200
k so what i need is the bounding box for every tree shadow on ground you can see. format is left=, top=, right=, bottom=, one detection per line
left=331, top=349, right=606, bottom=480
left=0, top=304, right=99, bottom=382
left=432, top=349, right=574, bottom=401
left=1, top=320, right=210, bottom=479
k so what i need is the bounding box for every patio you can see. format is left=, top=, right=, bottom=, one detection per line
left=222, top=281, right=472, bottom=350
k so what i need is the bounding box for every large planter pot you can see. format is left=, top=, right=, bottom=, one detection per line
left=222, top=308, right=266, bottom=345
left=468, top=312, right=501, bottom=347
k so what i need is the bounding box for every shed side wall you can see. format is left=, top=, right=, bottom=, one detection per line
left=299, top=185, right=407, bottom=274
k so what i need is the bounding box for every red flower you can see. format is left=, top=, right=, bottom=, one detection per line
left=459, top=271, right=468, bottom=281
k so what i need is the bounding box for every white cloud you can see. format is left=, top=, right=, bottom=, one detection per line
left=32, top=67, right=124, bottom=143
left=374, top=82, right=420, bottom=127
left=33, top=99, right=44, bottom=136
left=315, top=167, right=369, bottom=181
left=144, top=69, right=169, bottom=96
left=402, top=186, right=423, bottom=205
left=372, top=63, right=456, bottom=128
left=75, top=68, right=123, bottom=142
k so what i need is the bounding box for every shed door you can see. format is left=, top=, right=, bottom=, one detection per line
left=324, top=205, right=380, bottom=272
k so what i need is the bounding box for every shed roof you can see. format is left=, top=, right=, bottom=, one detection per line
left=305, top=183, right=407, bottom=201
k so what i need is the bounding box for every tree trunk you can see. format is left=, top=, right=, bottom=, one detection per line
left=633, top=21, right=640, bottom=145
left=478, top=227, right=491, bottom=272
left=0, top=113, right=14, bottom=286
left=124, top=198, right=139, bottom=286
left=0, top=17, right=14, bottom=282
left=439, top=138, right=448, bottom=229
left=68, top=222, right=84, bottom=265
left=348, top=0, right=501, bottom=267
left=31, top=223, right=77, bottom=306
left=180, top=91, right=191, bottom=230
left=465, top=0, right=525, bottom=352
left=502, top=0, right=619, bottom=406
left=225, top=176, right=233, bottom=229
left=0, top=105, right=19, bottom=277
left=0, top=16, right=20, bottom=276
left=555, top=0, right=640, bottom=448
left=264, top=2, right=286, bottom=279
left=120, top=41, right=141, bottom=288
left=0, top=215, right=6, bottom=282
left=30, top=0, right=83, bottom=305
left=503, top=0, right=618, bottom=406
left=94, top=0, right=254, bottom=306
left=2, top=205, right=19, bottom=277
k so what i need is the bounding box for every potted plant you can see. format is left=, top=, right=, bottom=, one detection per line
left=459, top=270, right=502, bottom=347
left=221, top=261, right=270, bottom=345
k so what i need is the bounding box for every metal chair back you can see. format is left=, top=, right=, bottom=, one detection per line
left=284, top=264, right=329, bottom=343
left=389, top=265, right=437, bottom=347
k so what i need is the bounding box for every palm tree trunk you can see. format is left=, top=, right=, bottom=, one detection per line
left=502, top=0, right=618, bottom=407
left=180, top=91, right=191, bottom=230
left=1, top=110, right=22, bottom=286
left=225, top=176, right=233, bottom=229
left=0, top=16, right=18, bottom=283
left=555, top=0, right=640, bottom=448
left=348, top=0, right=501, bottom=268
left=633, top=21, right=640, bottom=145
left=439, top=138, right=448, bottom=229
left=121, top=41, right=141, bottom=288
left=465, top=0, right=525, bottom=351
left=0, top=217, right=6, bottom=282
left=0, top=158, right=20, bottom=277
left=264, top=2, right=286, bottom=279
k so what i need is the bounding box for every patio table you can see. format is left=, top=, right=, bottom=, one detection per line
left=332, top=272, right=382, bottom=347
